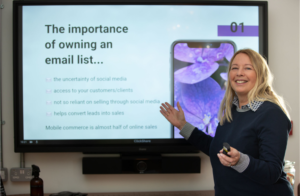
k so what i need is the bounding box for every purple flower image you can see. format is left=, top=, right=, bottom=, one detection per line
left=173, top=42, right=235, bottom=138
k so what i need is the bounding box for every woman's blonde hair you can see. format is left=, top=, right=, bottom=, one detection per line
left=218, top=48, right=290, bottom=125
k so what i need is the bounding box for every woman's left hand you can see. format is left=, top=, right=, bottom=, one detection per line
left=217, top=146, right=241, bottom=167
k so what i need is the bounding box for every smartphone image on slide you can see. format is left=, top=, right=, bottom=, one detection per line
left=172, top=40, right=236, bottom=138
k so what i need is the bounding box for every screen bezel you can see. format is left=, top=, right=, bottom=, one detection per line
left=13, top=0, right=268, bottom=153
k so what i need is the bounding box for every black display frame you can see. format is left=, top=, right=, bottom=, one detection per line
left=13, top=0, right=268, bottom=153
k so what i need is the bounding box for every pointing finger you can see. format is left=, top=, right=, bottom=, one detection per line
left=165, top=102, right=175, bottom=112
left=177, top=102, right=183, bottom=112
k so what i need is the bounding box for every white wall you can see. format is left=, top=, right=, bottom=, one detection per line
left=1, top=0, right=299, bottom=195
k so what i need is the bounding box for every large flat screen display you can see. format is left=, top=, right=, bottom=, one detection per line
left=13, top=1, right=268, bottom=153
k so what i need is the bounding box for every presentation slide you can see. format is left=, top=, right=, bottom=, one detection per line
left=22, top=5, right=259, bottom=140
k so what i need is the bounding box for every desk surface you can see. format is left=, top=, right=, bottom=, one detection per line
left=10, top=190, right=215, bottom=196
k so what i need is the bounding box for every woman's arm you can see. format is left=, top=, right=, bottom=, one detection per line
left=186, top=125, right=213, bottom=156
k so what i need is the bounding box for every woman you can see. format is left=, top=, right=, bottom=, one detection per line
left=160, top=49, right=293, bottom=196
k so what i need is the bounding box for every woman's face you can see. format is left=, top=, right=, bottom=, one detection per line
left=229, top=53, right=257, bottom=99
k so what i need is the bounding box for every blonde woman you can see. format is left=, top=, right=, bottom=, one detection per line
left=160, top=49, right=293, bottom=196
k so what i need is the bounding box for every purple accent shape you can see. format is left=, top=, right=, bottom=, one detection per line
left=218, top=25, right=259, bottom=36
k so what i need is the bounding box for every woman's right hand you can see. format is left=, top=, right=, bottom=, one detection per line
left=160, top=102, right=187, bottom=130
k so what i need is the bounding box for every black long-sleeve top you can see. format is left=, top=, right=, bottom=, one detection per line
left=184, top=101, right=293, bottom=196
